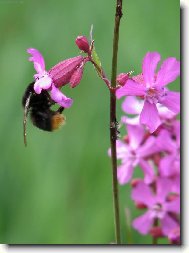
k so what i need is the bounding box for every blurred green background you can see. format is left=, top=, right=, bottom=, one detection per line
left=0, top=0, right=179, bottom=244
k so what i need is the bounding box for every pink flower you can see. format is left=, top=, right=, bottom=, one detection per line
left=116, top=52, right=180, bottom=133
left=27, top=48, right=73, bottom=108
left=111, top=124, right=160, bottom=184
left=131, top=178, right=180, bottom=235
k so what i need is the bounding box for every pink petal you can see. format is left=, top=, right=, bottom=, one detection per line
left=122, top=96, right=143, bottom=114
left=137, top=136, right=159, bottom=157
left=50, top=84, right=73, bottom=108
left=156, top=129, right=176, bottom=153
left=116, top=140, right=129, bottom=160
left=27, top=48, right=45, bottom=74
left=172, top=176, right=180, bottom=194
left=116, top=79, right=146, bottom=99
left=132, top=211, right=153, bottom=234
left=160, top=91, right=180, bottom=114
left=157, top=104, right=176, bottom=120
left=139, top=159, right=155, bottom=184
left=33, top=75, right=52, bottom=94
left=131, top=181, right=155, bottom=206
left=140, top=100, right=161, bottom=133
left=161, top=214, right=179, bottom=236
left=156, top=178, right=172, bottom=202
left=159, top=155, right=175, bottom=177
left=156, top=57, right=180, bottom=88
left=117, top=163, right=134, bottom=185
left=165, top=197, right=180, bottom=214
left=121, top=115, right=140, bottom=126
left=127, top=124, right=145, bottom=150
left=142, top=52, right=161, bottom=86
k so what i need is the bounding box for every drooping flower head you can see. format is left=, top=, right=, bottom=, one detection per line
left=116, top=52, right=180, bottom=133
left=27, top=48, right=73, bottom=108
left=27, top=48, right=88, bottom=108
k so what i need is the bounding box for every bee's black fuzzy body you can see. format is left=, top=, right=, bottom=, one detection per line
left=22, top=82, right=65, bottom=146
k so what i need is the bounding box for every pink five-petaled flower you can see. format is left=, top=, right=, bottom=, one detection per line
left=131, top=178, right=180, bottom=235
left=111, top=123, right=160, bottom=184
left=116, top=52, right=180, bottom=133
left=27, top=48, right=73, bottom=108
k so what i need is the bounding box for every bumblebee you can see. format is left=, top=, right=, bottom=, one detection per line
left=22, top=82, right=65, bottom=146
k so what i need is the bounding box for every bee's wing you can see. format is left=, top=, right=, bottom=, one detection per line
left=23, top=92, right=32, bottom=147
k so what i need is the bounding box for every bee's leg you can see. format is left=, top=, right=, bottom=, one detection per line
left=57, top=107, right=65, bottom=113
left=23, top=92, right=32, bottom=147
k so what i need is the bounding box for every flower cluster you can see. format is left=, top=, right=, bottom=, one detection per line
left=111, top=52, right=180, bottom=244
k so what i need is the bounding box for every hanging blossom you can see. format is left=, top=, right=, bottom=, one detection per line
left=116, top=52, right=180, bottom=133
left=27, top=48, right=88, bottom=108
left=131, top=178, right=180, bottom=236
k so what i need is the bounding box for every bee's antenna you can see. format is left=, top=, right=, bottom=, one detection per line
left=23, top=92, right=32, bottom=147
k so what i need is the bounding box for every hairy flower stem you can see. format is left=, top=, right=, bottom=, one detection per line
left=110, top=0, right=122, bottom=244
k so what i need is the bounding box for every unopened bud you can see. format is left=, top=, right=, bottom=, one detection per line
left=75, top=36, right=90, bottom=54
left=150, top=227, right=164, bottom=238
left=135, top=201, right=147, bottom=209
left=116, top=72, right=130, bottom=86
left=131, top=178, right=142, bottom=187
left=167, top=193, right=179, bottom=202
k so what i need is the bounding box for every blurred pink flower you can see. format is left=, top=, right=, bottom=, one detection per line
left=116, top=52, right=180, bottom=133
left=131, top=178, right=180, bottom=235
left=110, top=124, right=161, bottom=184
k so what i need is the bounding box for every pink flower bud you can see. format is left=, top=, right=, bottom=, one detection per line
left=150, top=227, right=164, bottom=238
left=167, top=194, right=179, bottom=202
left=116, top=73, right=130, bottom=86
left=131, top=178, right=142, bottom=187
left=48, top=56, right=84, bottom=87
left=131, top=73, right=144, bottom=85
left=75, top=36, right=90, bottom=54
left=135, top=201, right=147, bottom=209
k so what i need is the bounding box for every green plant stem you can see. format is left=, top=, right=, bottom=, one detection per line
left=110, top=0, right=123, bottom=244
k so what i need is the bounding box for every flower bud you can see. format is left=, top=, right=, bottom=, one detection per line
left=150, top=227, right=164, bottom=238
left=131, top=178, right=142, bottom=187
left=116, top=73, right=130, bottom=86
left=75, top=36, right=90, bottom=54
left=135, top=201, right=147, bottom=209
left=131, top=73, right=144, bottom=85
